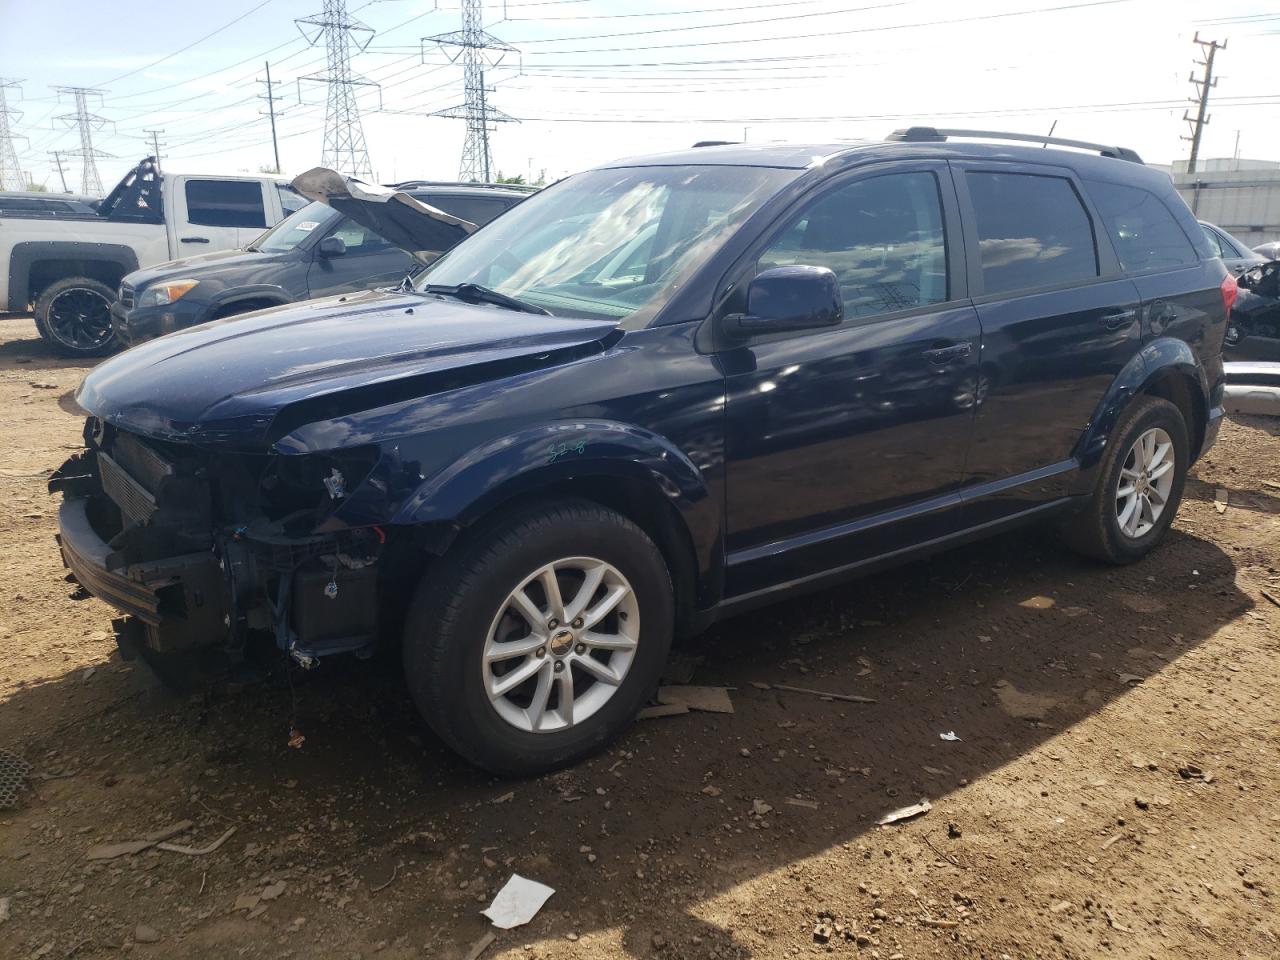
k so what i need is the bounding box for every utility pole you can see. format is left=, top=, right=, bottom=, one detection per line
left=0, top=78, right=29, bottom=191
left=143, top=128, right=165, bottom=169
left=54, top=86, right=112, bottom=195
left=425, top=0, right=518, bottom=183
left=296, top=0, right=377, bottom=179
left=48, top=150, right=69, bottom=192
left=258, top=61, right=286, bottom=174
left=1182, top=33, right=1225, bottom=176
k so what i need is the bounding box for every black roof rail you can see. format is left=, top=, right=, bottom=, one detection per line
left=387, top=179, right=539, bottom=193
left=886, top=127, right=1143, bottom=164
left=692, top=140, right=738, bottom=148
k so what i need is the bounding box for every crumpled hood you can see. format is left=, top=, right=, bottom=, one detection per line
left=77, top=289, right=617, bottom=449
left=124, top=248, right=289, bottom=290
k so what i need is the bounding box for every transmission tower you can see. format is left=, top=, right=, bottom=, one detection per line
left=0, top=79, right=29, bottom=191
left=296, top=0, right=377, bottom=180
left=54, top=86, right=113, bottom=195
left=424, top=0, right=518, bottom=183
left=1182, top=33, right=1226, bottom=175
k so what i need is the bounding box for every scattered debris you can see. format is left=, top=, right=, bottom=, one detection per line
left=947, top=821, right=962, bottom=839
left=656, top=685, right=734, bottom=714
left=939, top=732, right=961, bottom=742
left=371, top=865, right=398, bottom=893
left=157, top=826, right=236, bottom=856
left=920, top=917, right=960, bottom=928
left=700, top=785, right=722, bottom=798
left=1260, top=589, right=1280, bottom=609
left=877, top=798, right=932, bottom=826
left=813, top=920, right=833, bottom=943
left=752, top=799, right=773, bottom=816
left=785, top=797, right=820, bottom=810
left=287, top=728, right=306, bottom=749
left=1102, top=834, right=1123, bottom=850
left=0, top=896, right=9, bottom=924
left=133, top=923, right=161, bottom=943
left=770, top=683, right=876, bottom=704
left=1050, top=900, right=1073, bottom=914
left=995, top=681, right=1060, bottom=721
left=1214, top=488, right=1229, bottom=514
left=636, top=703, right=689, bottom=720
left=748, top=681, right=771, bottom=690
left=1116, top=673, right=1145, bottom=685
left=260, top=881, right=287, bottom=901
left=463, top=931, right=497, bottom=960
left=1019, top=595, right=1055, bottom=609
left=1177, top=763, right=1213, bottom=783
left=29, top=381, right=58, bottom=390
left=482, top=874, right=555, bottom=930
left=0, top=749, right=32, bottom=810
left=85, top=820, right=193, bottom=861
left=491, top=791, right=515, bottom=805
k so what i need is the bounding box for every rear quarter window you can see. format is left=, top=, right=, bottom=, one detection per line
left=1086, top=180, right=1198, bottom=272
left=965, top=171, right=1099, bottom=296
left=421, top=195, right=512, bottom=227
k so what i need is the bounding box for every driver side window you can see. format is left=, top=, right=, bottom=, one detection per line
left=757, top=171, right=949, bottom=324
left=327, top=217, right=395, bottom=254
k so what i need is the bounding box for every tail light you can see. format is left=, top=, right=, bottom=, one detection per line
left=1221, top=273, right=1238, bottom=320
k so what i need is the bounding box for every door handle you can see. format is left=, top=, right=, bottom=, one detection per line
left=922, top=341, right=973, bottom=364
left=1098, top=309, right=1137, bottom=331
left=180, top=236, right=210, bottom=244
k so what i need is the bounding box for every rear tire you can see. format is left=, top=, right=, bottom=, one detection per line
left=34, top=277, right=118, bottom=356
left=1062, top=396, right=1188, bottom=564
left=402, top=499, right=674, bottom=776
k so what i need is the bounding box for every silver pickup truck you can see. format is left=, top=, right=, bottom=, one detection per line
left=0, top=158, right=296, bottom=355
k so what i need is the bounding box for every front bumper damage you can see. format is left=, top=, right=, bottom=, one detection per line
left=50, top=422, right=386, bottom=672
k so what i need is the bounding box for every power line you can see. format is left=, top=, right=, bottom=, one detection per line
left=297, top=0, right=378, bottom=178
left=0, top=79, right=29, bottom=190
left=1183, top=32, right=1225, bottom=175
left=53, top=86, right=113, bottom=195
left=425, top=0, right=518, bottom=182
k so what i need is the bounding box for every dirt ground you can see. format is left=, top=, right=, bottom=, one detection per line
left=0, top=313, right=1277, bottom=960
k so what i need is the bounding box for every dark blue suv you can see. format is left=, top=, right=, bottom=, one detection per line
left=52, top=129, right=1235, bottom=775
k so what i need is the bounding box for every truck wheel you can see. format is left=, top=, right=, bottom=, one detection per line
left=34, top=277, right=119, bottom=356
left=403, top=499, right=674, bottom=776
left=1062, top=396, right=1188, bottom=564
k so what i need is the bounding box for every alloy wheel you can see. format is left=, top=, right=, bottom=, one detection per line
left=1115, top=426, right=1175, bottom=539
left=482, top=556, right=639, bottom=733
left=46, top=287, right=113, bottom=351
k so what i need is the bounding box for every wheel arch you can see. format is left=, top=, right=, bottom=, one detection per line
left=1074, top=338, right=1209, bottom=490
left=10, top=241, right=139, bottom=307
left=386, top=421, right=723, bottom=632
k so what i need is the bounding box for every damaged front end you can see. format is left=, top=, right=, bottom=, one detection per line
left=50, top=417, right=388, bottom=674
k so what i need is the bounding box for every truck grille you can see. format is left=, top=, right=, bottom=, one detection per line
left=119, top=282, right=136, bottom=309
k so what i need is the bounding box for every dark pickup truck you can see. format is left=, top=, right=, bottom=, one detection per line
left=51, top=128, right=1231, bottom=775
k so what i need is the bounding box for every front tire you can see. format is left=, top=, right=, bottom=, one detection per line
left=34, top=277, right=118, bottom=356
left=1062, top=396, right=1188, bottom=564
left=402, top=499, right=674, bottom=776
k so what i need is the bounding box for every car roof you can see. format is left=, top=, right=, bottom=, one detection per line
left=0, top=190, right=98, bottom=202
left=602, top=139, right=1171, bottom=189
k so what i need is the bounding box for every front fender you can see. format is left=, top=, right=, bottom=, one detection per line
left=1073, top=337, right=1210, bottom=486
left=378, top=419, right=721, bottom=604
left=205, top=285, right=292, bottom=319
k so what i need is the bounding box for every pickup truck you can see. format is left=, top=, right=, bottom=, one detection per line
left=0, top=157, right=297, bottom=355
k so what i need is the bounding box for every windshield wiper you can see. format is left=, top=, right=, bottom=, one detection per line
left=424, top=282, right=550, bottom=316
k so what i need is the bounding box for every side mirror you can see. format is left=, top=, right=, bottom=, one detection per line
left=317, top=236, right=347, bottom=258
left=725, top=265, right=843, bottom=337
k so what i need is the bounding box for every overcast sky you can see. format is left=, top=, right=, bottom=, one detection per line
left=2, top=0, right=1277, bottom=193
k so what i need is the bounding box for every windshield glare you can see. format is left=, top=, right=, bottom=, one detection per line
left=417, top=165, right=794, bottom=322
left=255, top=200, right=337, bottom=253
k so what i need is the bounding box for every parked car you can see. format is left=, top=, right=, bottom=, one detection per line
left=0, top=157, right=295, bottom=355
left=50, top=128, right=1232, bottom=776
left=0, top=191, right=100, bottom=217
left=1224, top=259, right=1280, bottom=362
left=1199, top=221, right=1267, bottom=276
left=1254, top=240, right=1280, bottom=260
left=112, top=174, right=532, bottom=346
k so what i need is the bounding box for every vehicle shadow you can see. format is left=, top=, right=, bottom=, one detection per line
left=1184, top=476, right=1280, bottom=515
left=0, top=318, right=103, bottom=372
left=0, top=523, right=1251, bottom=958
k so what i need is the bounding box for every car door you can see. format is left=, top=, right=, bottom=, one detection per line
left=305, top=215, right=417, bottom=299
left=173, top=178, right=269, bottom=254
left=953, top=163, right=1143, bottom=523
left=720, top=162, right=980, bottom=597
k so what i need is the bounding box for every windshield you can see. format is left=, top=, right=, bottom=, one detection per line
left=255, top=200, right=338, bottom=253
left=417, top=165, right=795, bottom=323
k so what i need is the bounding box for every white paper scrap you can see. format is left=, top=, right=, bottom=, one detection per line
left=482, top=874, right=556, bottom=930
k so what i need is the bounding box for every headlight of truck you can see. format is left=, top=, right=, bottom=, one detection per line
left=138, top=279, right=199, bottom=307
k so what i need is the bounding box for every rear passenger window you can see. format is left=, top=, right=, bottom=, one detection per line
left=185, top=180, right=267, bottom=229
left=1087, top=180, right=1198, bottom=272
left=422, top=195, right=510, bottom=227
left=966, top=172, right=1098, bottom=295
left=1200, top=224, right=1225, bottom=258
left=756, top=171, right=949, bottom=322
